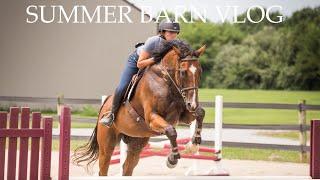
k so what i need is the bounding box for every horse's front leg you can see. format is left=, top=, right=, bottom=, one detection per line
left=180, top=106, right=205, bottom=145
left=193, top=106, right=205, bottom=144
left=148, top=113, right=180, bottom=168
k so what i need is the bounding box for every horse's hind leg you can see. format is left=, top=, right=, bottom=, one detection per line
left=97, top=95, right=120, bottom=176
left=97, top=124, right=119, bottom=176
left=122, top=136, right=149, bottom=176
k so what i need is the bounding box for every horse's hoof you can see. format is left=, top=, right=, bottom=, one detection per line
left=192, top=136, right=202, bottom=145
left=166, top=159, right=177, bottom=169
left=186, top=143, right=199, bottom=154
left=166, top=154, right=179, bottom=169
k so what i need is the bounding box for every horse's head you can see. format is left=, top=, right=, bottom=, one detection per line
left=172, top=45, right=206, bottom=112
left=155, top=40, right=206, bottom=112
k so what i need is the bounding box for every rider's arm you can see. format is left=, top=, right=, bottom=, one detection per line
left=137, top=50, right=156, bottom=69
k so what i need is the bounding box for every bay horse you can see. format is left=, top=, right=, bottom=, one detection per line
left=72, top=40, right=206, bottom=176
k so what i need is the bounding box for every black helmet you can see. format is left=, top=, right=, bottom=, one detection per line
left=158, top=18, right=180, bottom=33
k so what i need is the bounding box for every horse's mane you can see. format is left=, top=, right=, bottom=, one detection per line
left=152, top=39, right=193, bottom=61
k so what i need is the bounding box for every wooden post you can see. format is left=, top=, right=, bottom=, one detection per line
left=18, top=107, right=30, bottom=180
left=57, top=94, right=64, bottom=117
left=310, top=120, right=320, bottom=179
left=298, top=100, right=307, bottom=162
left=7, top=107, right=19, bottom=180
left=40, top=117, right=52, bottom=180
left=30, top=112, right=41, bottom=180
left=0, top=112, right=8, bottom=180
left=59, top=106, right=71, bottom=180
left=57, top=94, right=64, bottom=131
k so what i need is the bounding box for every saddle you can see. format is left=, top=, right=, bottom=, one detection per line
left=123, top=68, right=145, bottom=102
left=122, top=68, right=146, bottom=122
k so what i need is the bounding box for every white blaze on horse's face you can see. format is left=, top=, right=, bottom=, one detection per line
left=189, top=64, right=197, bottom=109
left=189, top=64, right=197, bottom=75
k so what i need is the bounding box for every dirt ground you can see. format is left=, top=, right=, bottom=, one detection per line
left=49, top=151, right=309, bottom=179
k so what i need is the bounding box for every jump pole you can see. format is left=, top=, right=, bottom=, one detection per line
left=209, top=95, right=228, bottom=175
left=185, top=95, right=228, bottom=176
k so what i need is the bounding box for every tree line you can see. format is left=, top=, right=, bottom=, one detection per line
left=177, top=7, right=320, bottom=90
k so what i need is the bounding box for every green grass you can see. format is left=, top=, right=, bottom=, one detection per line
left=199, top=89, right=320, bottom=104
left=52, top=139, right=90, bottom=152
left=199, top=89, right=320, bottom=124
left=222, top=147, right=309, bottom=163
left=203, top=108, right=320, bottom=124
left=15, top=89, right=320, bottom=128
left=52, top=121, right=96, bottom=128
left=256, top=131, right=310, bottom=141
left=48, top=107, right=320, bottom=127
left=53, top=89, right=320, bottom=127
left=52, top=139, right=308, bottom=163
left=75, top=105, right=99, bottom=117
left=43, top=105, right=99, bottom=118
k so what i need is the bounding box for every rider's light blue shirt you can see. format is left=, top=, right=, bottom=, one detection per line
left=136, top=35, right=165, bottom=60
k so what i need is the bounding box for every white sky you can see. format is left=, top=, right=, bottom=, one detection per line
left=128, top=0, right=320, bottom=22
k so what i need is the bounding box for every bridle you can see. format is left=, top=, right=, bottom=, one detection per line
left=160, top=53, right=200, bottom=113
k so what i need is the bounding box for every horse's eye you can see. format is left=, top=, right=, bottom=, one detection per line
left=180, top=70, right=186, bottom=77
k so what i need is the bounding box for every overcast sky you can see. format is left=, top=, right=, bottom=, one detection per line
left=128, top=0, right=320, bottom=22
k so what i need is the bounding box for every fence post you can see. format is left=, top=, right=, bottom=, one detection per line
left=298, top=100, right=307, bottom=162
left=57, top=94, right=64, bottom=117
left=59, top=106, right=71, bottom=180
left=310, top=120, right=320, bottom=179
left=40, top=117, right=53, bottom=180
left=7, top=107, right=19, bottom=180
left=30, top=112, right=41, bottom=180
left=18, top=107, right=30, bottom=180
left=0, top=112, right=8, bottom=180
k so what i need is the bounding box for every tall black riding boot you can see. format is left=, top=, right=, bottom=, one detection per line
left=99, top=89, right=124, bottom=127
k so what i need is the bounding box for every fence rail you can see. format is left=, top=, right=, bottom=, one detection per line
left=51, top=135, right=310, bottom=152
left=50, top=116, right=311, bottom=130
left=1, top=96, right=320, bottom=110
left=1, top=96, right=319, bottom=156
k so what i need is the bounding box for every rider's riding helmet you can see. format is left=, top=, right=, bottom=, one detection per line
left=158, top=18, right=180, bottom=34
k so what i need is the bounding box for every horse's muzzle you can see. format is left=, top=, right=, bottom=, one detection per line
left=186, top=101, right=198, bottom=112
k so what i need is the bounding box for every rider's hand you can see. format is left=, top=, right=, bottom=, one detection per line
left=153, top=56, right=162, bottom=63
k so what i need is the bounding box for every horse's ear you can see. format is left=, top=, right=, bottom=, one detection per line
left=194, top=45, right=206, bottom=57
left=172, top=46, right=181, bottom=56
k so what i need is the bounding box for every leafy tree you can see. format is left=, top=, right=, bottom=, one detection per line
left=155, top=7, right=320, bottom=90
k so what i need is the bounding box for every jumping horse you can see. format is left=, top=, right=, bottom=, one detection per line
left=72, top=40, right=206, bottom=176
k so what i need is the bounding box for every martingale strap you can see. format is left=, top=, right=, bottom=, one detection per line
left=125, top=101, right=144, bottom=122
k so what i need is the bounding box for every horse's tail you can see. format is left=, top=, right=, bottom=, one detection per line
left=72, top=95, right=111, bottom=171
left=72, top=125, right=99, bottom=171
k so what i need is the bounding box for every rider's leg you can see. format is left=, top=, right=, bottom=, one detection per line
left=100, top=53, right=139, bottom=127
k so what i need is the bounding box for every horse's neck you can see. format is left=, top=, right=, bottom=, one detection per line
left=147, top=62, right=181, bottom=97
left=160, top=56, right=179, bottom=78
left=148, top=59, right=178, bottom=82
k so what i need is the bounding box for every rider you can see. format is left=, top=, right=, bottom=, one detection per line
left=100, top=18, right=180, bottom=127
